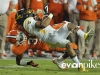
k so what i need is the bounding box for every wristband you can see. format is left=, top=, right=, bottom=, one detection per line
left=10, top=9, right=16, bottom=12
left=48, top=13, right=53, bottom=19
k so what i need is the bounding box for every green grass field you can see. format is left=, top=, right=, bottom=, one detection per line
left=0, top=58, right=100, bottom=75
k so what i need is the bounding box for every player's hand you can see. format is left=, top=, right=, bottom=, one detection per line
left=30, top=61, right=39, bottom=67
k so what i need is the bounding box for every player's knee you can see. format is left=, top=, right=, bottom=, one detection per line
left=68, top=23, right=76, bottom=30
left=66, top=42, right=71, bottom=48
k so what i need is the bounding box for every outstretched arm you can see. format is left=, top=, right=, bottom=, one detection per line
left=24, top=13, right=53, bottom=30
left=16, top=54, right=38, bottom=67
left=35, top=13, right=53, bottom=28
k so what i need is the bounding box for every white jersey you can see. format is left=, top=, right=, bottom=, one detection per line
left=24, top=17, right=71, bottom=48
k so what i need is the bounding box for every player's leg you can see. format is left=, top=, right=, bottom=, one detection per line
left=67, top=22, right=94, bottom=43
left=65, top=42, right=87, bottom=71
left=51, top=35, right=87, bottom=71
left=53, top=42, right=88, bottom=71
left=58, top=22, right=94, bottom=43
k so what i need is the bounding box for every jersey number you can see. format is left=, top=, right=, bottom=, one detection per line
left=28, top=38, right=38, bottom=45
left=53, top=0, right=63, bottom=4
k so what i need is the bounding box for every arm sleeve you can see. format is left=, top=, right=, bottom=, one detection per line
left=76, top=0, right=86, bottom=12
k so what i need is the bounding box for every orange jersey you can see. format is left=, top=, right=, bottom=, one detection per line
left=29, top=0, right=44, bottom=18
left=29, top=0, right=44, bottom=11
left=48, top=0, right=66, bottom=25
left=6, top=3, right=18, bottom=34
left=48, top=0, right=64, bottom=13
left=77, top=0, right=97, bottom=20
left=11, top=23, right=50, bottom=55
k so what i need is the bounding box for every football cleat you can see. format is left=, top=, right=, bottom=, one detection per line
left=84, top=30, right=94, bottom=43
left=52, top=58, right=66, bottom=70
left=30, top=61, right=39, bottom=67
left=78, top=63, right=88, bottom=72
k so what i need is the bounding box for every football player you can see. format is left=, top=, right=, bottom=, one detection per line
left=23, top=9, right=94, bottom=71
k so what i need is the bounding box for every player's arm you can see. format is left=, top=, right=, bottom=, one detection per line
left=43, top=0, right=48, bottom=13
left=35, top=13, right=53, bottom=28
left=63, top=0, right=68, bottom=13
left=24, top=0, right=30, bottom=9
left=43, top=0, right=48, bottom=7
left=18, top=0, right=23, bottom=9
left=16, top=54, right=38, bottom=67
left=24, top=13, right=53, bottom=32
left=6, top=0, right=18, bottom=15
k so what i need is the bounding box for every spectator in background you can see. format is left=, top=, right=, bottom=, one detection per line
left=18, top=0, right=25, bottom=9
left=25, top=0, right=44, bottom=18
left=6, top=2, right=18, bottom=35
left=0, top=0, right=18, bottom=59
left=43, top=0, right=68, bottom=26
left=92, top=0, right=100, bottom=59
left=67, top=0, right=79, bottom=47
left=76, top=0, right=97, bottom=59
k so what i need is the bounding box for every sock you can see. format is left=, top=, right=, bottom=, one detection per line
left=77, top=29, right=86, bottom=38
left=72, top=55, right=80, bottom=63
left=72, top=55, right=81, bottom=68
left=20, top=60, right=27, bottom=66
left=58, top=55, right=64, bottom=61
left=62, top=52, right=69, bottom=58
left=10, top=44, right=14, bottom=55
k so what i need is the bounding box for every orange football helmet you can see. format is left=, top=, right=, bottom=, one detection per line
left=6, top=30, right=27, bottom=45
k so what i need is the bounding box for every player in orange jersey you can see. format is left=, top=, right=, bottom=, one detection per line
left=76, top=0, right=96, bottom=59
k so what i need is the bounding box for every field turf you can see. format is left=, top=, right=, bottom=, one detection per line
left=0, top=58, right=100, bottom=75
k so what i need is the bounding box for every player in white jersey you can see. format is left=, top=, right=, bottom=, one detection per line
left=24, top=17, right=71, bottom=48
left=23, top=13, right=93, bottom=72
